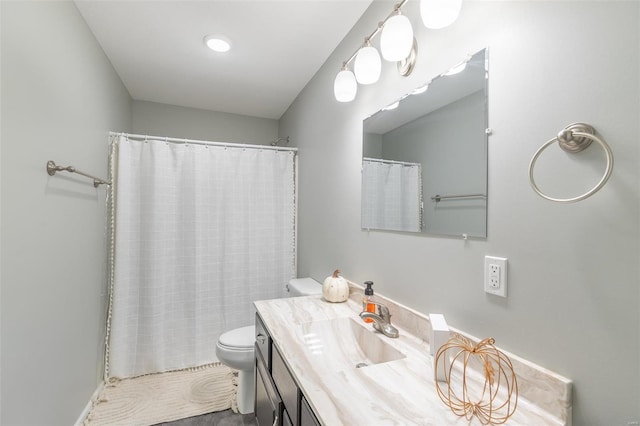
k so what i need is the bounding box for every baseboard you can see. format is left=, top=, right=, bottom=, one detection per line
left=74, top=381, right=104, bottom=426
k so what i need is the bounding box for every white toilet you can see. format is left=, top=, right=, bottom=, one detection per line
left=216, top=277, right=321, bottom=414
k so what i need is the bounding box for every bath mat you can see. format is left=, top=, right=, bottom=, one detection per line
left=84, top=363, right=238, bottom=426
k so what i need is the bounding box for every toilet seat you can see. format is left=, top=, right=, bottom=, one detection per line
left=218, top=325, right=255, bottom=349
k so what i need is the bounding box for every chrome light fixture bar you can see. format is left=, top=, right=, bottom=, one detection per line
left=334, top=0, right=410, bottom=103
left=334, top=0, right=462, bottom=103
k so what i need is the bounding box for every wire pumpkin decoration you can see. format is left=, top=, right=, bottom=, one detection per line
left=434, top=335, right=518, bottom=424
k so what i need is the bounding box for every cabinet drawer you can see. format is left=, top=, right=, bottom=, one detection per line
left=255, top=314, right=271, bottom=369
left=300, top=396, right=320, bottom=426
left=271, top=345, right=298, bottom=425
left=282, top=409, right=293, bottom=426
left=255, top=347, right=283, bottom=426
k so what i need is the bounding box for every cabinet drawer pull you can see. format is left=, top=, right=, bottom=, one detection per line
left=256, top=334, right=267, bottom=344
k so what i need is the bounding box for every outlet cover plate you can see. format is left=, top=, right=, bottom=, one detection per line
left=484, top=256, right=507, bottom=297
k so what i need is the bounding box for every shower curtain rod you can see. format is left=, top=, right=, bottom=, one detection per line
left=110, top=132, right=297, bottom=152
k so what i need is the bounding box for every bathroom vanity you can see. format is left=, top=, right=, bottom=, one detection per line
left=254, top=289, right=572, bottom=425
left=255, top=313, right=319, bottom=426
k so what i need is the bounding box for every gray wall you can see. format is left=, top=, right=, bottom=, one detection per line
left=280, top=1, right=639, bottom=424
left=132, top=100, right=279, bottom=145
left=1, top=2, right=132, bottom=425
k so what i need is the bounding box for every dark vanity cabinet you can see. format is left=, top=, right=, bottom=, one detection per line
left=271, top=344, right=298, bottom=425
left=300, top=396, right=321, bottom=426
left=255, top=314, right=281, bottom=426
left=255, top=346, right=282, bottom=426
left=255, top=314, right=321, bottom=426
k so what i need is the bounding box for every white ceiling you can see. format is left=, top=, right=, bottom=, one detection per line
left=75, top=0, right=373, bottom=120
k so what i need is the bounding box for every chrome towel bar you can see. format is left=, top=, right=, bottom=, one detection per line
left=46, top=160, right=111, bottom=187
left=431, top=193, right=487, bottom=202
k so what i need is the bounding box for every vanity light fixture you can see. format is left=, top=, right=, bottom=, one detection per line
left=354, top=39, right=382, bottom=85
left=420, top=0, right=463, bottom=30
left=204, top=34, right=231, bottom=53
left=333, top=65, right=358, bottom=102
left=380, top=9, right=414, bottom=61
left=333, top=0, right=463, bottom=102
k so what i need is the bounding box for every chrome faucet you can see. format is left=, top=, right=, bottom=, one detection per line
left=359, top=302, right=399, bottom=338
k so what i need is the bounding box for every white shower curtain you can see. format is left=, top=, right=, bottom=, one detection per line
left=107, top=135, right=296, bottom=378
left=361, top=158, right=422, bottom=232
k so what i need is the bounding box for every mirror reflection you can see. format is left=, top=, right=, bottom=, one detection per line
left=362, top=48, right=488, bottom=238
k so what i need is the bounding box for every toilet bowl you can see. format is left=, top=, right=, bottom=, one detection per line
left=215, top=277, right=321, bottom=414
left=216, top=325, right=255, bottom=414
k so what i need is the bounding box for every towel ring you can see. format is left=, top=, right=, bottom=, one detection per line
left=529, top=123, right=614, bottom=203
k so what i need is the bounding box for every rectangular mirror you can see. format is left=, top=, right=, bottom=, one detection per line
left=362, top=48, right=488, bottom=238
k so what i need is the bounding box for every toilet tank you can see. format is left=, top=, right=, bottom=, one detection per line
left=287, top=277, right=321, bottom=297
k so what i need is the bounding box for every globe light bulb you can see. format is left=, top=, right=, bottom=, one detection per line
left=380, top=13, right=414, bottom=62
left=333, top=69, right=357, bottom=102
left=420, top=0, right=462, bottom=29
left=354, top=45, right=382, bottom=85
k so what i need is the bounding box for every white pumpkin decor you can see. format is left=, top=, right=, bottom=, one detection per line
left=322, top=269, right=349, bottom=303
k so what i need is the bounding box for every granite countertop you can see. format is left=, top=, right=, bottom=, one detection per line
left=254, top=293, right=571, bottom=426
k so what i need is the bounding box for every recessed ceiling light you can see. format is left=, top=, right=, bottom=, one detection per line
left=204, top=34, right=231, bottom=53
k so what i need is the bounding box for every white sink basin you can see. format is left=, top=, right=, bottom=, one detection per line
left=299, top=317, right=406, bottom=369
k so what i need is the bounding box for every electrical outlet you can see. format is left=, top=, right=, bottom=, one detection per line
left=484, top=256, right=508, bottom=297
left=490, top=275, right=499, bottom=288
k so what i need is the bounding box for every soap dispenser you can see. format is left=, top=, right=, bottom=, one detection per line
left=362, top=281, right=376, bottom=323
